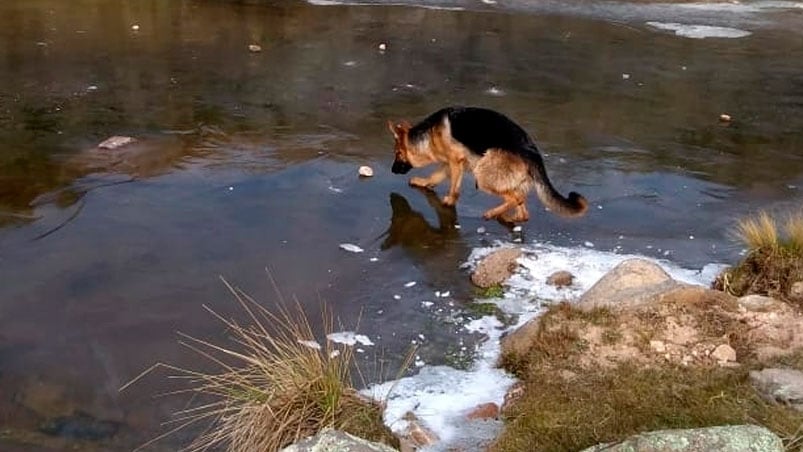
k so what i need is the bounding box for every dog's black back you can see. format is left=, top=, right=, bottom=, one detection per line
left=410, top=107, right=542, bottom=163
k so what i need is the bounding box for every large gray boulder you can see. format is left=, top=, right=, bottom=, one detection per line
left=577, top=258, right=681, bottom=310
left=576, top=258, right=737, bottom=312
left=750, top=368, right=803, bottom=412
left=280, top=429, right=397, bottom=452
left=580, top=425, right=783, bottom=452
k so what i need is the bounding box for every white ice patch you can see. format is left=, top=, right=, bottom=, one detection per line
left=327, top=331, right=375, bottom=346
left=365, top=241, right=725, bottom=450
left=646, top=21, right=752, bottom=39
left=469, top=242, right=725, bottom=303
left=362, top=314, right=517, bottom=445
left=339, top=243, right=364, bottom=253
left=297, top=340, right=322, bottom=350
left=305, top=0, right=465, bottom=10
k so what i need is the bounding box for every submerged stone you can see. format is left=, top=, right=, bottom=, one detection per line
left=38, top=411, right=120, bottom=441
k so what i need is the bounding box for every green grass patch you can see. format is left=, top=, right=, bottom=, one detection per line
left=492, top=363, right=803, bottom=452
left=476, top=283, right=505, bottom=299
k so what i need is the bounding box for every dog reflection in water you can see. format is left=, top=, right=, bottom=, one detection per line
left=380, top=188, right=460, bottom=253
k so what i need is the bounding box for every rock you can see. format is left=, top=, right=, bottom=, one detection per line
left=358, top=165, right=374, bottom=177
left=711, top=344, right=737, bottom=364
left=546, top=270, right=574, bottom=288
left=39, top=411, right=120, bottom=441
left=470, top=248, right=522, bottom=288
left=402, top=412, right=438, bottom=447
left=500, top=316, right=540, bottom=359
left=577, top=258, right=680, bottom=311
left=280, top=429, right=397, bottom=452
left=580, top=424, right=783, bottom=452
left=750, top=368, right=803, bottom=412
left=501, top=382, right=524, bottom=415
left=790, top=281, right=803, bottom=300
left=719, top=113, right=732, bottom=122
left=649, top=340, right=667, bottom=353
left=378, top=42, right=387, bottom=51
left=466, top=402, right=499, bottom=420
left=97, top=136, right=136, bottom=150
left=248, top=44, right=262, bottom=53
left=737, top=294, right=781, bottom=311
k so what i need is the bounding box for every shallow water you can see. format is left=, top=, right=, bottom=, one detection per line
left=0, top=0, right=802, bottom=449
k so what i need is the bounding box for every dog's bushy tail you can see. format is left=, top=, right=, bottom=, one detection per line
left=528, top=155, right=588, bottom=218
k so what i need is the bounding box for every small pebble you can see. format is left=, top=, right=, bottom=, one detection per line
left=404, top=281, right=417, bottom=288
left=719, top=113, right=732, bottom=122
left=131, top=24, right=140, bottom=31
left=248, top=44, right=262, bottom=53
left=358, top=165, right=374, bottom=177
left=477, top=226, right=486, bottom=234
left=622, top=73, right=630, bottom=80
left=393, top=294, right=401, bottom=300
left=378, top=42, right=387, bottom=51
left=512, top=225, right=522, bottom=232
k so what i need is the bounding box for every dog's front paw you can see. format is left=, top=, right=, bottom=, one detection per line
left=409, top=177, right=428, bottom=188
left=442, top=194, right=458, bottom=206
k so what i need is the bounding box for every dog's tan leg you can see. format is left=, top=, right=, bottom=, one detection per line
left=483, top=192, right=521, bottom=220
left=501, top=202, right=530, bottom=223
left=409, top=165, right=448, bottom=189
left=442, top=159, right=465, bottom=206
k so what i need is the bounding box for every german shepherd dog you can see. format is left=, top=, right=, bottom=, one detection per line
left=388, top=106, right=588, bottom=223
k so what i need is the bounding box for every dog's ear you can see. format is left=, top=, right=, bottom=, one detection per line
left=387, top=120, right=398, bottom=139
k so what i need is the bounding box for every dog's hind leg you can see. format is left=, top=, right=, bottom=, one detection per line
left=501, top=200, right=529, bottom=223
left=409, top=165, right=448, bottom=189
left=482, top=192, right=522, bottom=221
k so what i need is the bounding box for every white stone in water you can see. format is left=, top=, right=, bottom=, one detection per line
left=248, top=44, right=262, bottom=53
left=378, top=42, right=387, bottom=51
left=404, top=281, right=417, bottom=288
left=622, top=73, right=631, bottom=79
left=358, top=165, right=374, bottom=177
left=98, top=136, right=136, bottom=150
left=339, top=243, right=364, bottom=253
left=477, top=226, right=486, bottom=234
left=719, top=113, right=732, bottom=122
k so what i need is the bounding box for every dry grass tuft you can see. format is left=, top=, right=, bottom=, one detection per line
left=122, top=276, right=398, bottom=452
left=735, top=211, right=779, bottom=251
left=491, top=363, right=803, bottom=452
left=784, top=212, right=803, bottom=252
left=716, top=211, right=803, bottom=306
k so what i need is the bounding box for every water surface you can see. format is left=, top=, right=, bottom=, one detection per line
left=0, top=0, right=802, bottom=449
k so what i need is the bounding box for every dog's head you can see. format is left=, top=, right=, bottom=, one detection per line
left=387, top=120, right=413, bottom=174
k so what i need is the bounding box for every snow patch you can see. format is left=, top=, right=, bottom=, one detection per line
left=365, top=241, right=725, bottom=451
left=327, top=331, right=375, bottom=346
left=339, top=243, right=364, bottom=253
left=646, top=21, right=752, bottom=38
left=297, top=340, right=322, bottom=350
